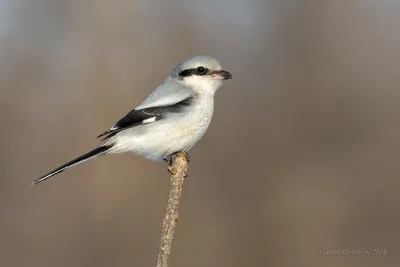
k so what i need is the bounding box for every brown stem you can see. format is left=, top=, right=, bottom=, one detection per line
left=156, top=152, right=188, bottom=267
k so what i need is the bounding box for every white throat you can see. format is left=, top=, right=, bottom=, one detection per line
left=181, top=76, right=223, bottom=95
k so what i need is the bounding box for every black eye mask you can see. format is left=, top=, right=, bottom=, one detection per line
left=179, top=66, right=209, bottom=77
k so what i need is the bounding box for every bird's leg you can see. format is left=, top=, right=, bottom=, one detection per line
left=182, top=150, right=191, bottom=163
left=163, top=156, right=173, bottom=165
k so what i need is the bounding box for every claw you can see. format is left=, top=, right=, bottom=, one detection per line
left=167, top=166, right=177, bottom=175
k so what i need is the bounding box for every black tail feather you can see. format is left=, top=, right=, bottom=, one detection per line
left=31, top=145, right=111, bottom=185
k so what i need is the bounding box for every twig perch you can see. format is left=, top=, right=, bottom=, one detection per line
left=157, top=152, right=188, bottom=267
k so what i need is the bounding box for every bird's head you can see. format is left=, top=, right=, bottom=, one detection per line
left=170, top=56, right=232, bottom=94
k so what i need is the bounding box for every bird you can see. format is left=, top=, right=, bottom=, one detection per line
left=31, top=55, right=232, bottom=185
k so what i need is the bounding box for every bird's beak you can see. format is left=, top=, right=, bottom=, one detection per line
left=210, top=70, right=233, bottom=80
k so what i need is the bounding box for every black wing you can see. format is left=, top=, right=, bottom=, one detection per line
left=97, top=96, right=194, bottom=140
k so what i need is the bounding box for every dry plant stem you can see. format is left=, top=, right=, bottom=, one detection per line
left=157, top=152, right=188, bottom=267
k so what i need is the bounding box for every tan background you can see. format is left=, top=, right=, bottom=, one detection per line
left=1, top=1, right=400, bottom=266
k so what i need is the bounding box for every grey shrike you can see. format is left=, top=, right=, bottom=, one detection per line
left=32, top=55, right=232, bottom=185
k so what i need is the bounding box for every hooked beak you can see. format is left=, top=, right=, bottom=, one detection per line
left=210, top=70, right=233, bottom=80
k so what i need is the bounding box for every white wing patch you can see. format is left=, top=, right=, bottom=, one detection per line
left=108, top=117, right=156, bottom=131
left=142, top=117, right=157, bottom=124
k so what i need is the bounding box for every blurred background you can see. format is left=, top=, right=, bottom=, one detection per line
left=1, top=0, right=400, bottom=266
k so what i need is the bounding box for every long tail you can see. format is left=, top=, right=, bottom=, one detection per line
left=31, top=145, right=112, bottom=185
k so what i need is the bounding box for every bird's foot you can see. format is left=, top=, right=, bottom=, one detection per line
left=163, top=157, right=172, bottom=165
left=167, top=165, right=177, bottom=175
left=165, top=151, right=190, bottom=177
left=182, top=151, right=191, bottom=163
left=164, top=151, right=190, bottom=166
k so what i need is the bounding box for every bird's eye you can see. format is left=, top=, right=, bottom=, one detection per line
left=196, top=66, right=207, bottom=75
